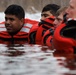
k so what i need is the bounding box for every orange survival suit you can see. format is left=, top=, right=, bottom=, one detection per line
left=42, top=28, right=54, bottom=48
left=28, top=16, right=55, bottom=44
left=0, top=18, right=39, bottom=45
left=35, top=16, right=55, bottom=45
left=53, top=19, right=76, bottom=54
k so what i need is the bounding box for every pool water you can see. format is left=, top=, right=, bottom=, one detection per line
left=0, top=44, right=76, bottom=75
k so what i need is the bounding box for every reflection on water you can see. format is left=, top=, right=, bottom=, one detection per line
left=0, top=44, right=76, bottom=75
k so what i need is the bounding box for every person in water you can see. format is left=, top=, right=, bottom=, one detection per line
left=53, top=0, right=76, bottom=54
left=28, top=4, right=60, bottom=44
left=0, top=4, right=38, bottom=45
left=41, top=6, right=67, bottom=47
left=40, top=4, right=60, bottom=21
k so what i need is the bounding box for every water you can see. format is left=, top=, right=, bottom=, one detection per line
left=0, top=12, right=76, bottom=75
left=0, top=12, right=41, bottom=22
left=0, top=44, right=76, bottom=75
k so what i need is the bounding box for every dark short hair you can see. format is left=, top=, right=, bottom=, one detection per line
left=4, top=4, right=25, bottom=19
left=42, top=4, right=60, bottom=16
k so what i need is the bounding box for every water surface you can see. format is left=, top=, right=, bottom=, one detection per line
left=0, top=44, right=76, bottom=75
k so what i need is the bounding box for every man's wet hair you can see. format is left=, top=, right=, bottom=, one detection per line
left=42, top=4, right=60, bottom=16
left=4, top=4, right=25, bottom=19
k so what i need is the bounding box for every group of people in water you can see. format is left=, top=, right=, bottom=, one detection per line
left=0, top=0, right=76, bottom=54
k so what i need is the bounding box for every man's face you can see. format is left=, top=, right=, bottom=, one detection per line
left=41, top=11, right=53, bottom=21
left=5, top=15, right=24, bottom=34
left=53, top=13, right=63, bottom=28
left=66, top=0, right=76, bottom=19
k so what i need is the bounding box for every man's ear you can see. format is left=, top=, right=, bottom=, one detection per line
left=20, top=18, right=24, bottom=25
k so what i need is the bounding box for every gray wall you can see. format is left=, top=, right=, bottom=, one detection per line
left=0, top=0, right=70, bottom=13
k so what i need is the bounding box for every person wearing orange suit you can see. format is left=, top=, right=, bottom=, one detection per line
left=42, top=6, right=67, bottom=48
left=33, top=4, right=60, bottom=45
left=28, top=4, right=60, bottom=44
left=53, top=0, right=76, bottom=54
left=0, top=4, right=38, bottom=45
